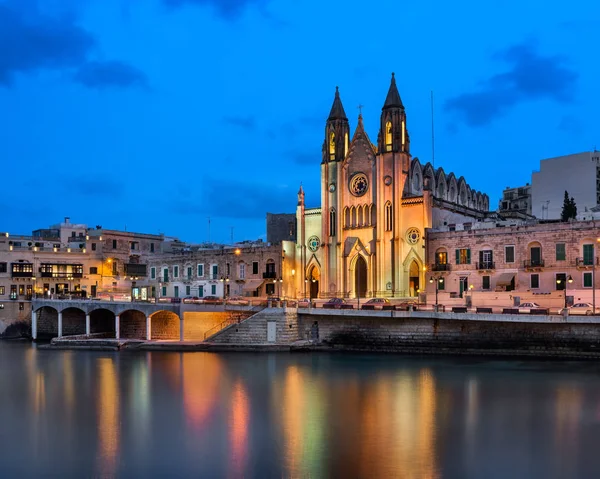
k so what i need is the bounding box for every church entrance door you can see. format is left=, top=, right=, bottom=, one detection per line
left=308, top=266, right=320, bottom=299
left=355, top=256, right=367, bottom=298
left=409, top=260, right=420, bottom=297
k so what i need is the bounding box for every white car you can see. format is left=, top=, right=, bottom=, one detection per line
left=560, top=302, right=599, bottom=316
left=517, top=302, right=542, bottom=313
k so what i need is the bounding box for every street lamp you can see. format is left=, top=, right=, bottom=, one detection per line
left=557, top=275, right=573, bottom=309
left=429, top=276, right=444, bottom=311
left=220, top=276, right=230, bottom=301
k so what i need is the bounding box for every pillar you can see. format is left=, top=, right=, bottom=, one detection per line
left=146, top=314, right=151, bottom=341
left=115, top=315, right=120, bottom=340
left=179, top=316, right=184, bottom=341
left=57, top=311, right=63, bottom=338
left=31, top=311, right=37, bottom=341
left=86, top=314, right=90, bottom=336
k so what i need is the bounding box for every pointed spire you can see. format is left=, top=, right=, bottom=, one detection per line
left=297, top=183, right=305, bottom=206
left=328, top=86, right=348, bottom=121
left=356, top=113, right=365, bottom=133
left=383, top=72, right=404, bottom=109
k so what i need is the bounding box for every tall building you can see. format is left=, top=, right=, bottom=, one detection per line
left=293, top=75, right=490, bottom=299
left=532, top=151, right=600, bottom=219
left=498, top=184, right=532, bottom=217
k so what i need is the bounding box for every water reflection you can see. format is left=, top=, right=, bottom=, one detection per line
left=96, top=358, right=120, bottom=477
left=3, top=344, right=600, bottom=478
left=228, top=380, right=249, bottom=478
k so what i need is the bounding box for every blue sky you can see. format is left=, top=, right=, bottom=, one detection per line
left=1, top=0, right=599, bottom=242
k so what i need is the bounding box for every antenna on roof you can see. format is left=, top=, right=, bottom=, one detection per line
left=431, top=90, right=435, bottom=168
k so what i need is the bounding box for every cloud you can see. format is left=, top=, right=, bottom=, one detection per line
left=445, top=42, right=578, bottom=127
left=0, top=1, right=146, bottom=89
left=162, top=0, right=270, bottom=20
left=223, top=115, right=256, bottom=130
left=74, top=61, right=148, bottom=90
left=170, top=178, right=294, bottom=219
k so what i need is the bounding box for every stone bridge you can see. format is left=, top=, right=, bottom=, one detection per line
left=31, top=299, right=183, bottom=341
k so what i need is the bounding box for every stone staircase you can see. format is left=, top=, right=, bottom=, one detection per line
left=207, top=307, right=299, bottom=345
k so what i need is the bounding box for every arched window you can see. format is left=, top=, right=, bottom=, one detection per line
left=329, top=208, right=336, bottom=236
left=385, top=121, right=392, bottom=151
left=358, top=205, right=364, bottom=226
left=344, top=132, right=349, bottom=156
left=369, top=204, right=375, bottom=225
left=329, top=132, right=335, bottom=160
left=402, top=120, right=406, bottom=149
left=385, top=202, right=393, bottom=231
left=363, top=205, right=369, bottom=226
left=350, top=206, right=356, bottom=228
left=343, top=207, right=350, bottom=228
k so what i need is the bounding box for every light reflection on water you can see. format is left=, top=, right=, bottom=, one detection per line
left=1, top=343, right=600, bottom=478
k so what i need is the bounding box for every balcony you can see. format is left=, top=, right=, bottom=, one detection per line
left=523, top=259, right=545, bottom=269
left=476, top=261, right=495, bottom=271
left=40, top=272, right=83, bottom=279
left=431, top=263, right=451, bottom=272
left=11, top=271, right=34, bottom=278
left=576, top=257, right=599, bottom=268
left=263, top=271, right=277, bottom=279
left=124, top=264, right=147, bottom=277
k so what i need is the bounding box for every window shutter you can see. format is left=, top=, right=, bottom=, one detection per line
left=455, top=249, right=460, bottom=264
left=479, top=251, right=483, bottom=265
left=466, top=249, right=471, bottom=264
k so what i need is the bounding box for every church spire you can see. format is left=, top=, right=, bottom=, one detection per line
left=328, top=86, right=348, bottom=121
left=382, top=73, right=404, bottom=110
left=323, top=86, right=350, bottom=163
left=297, top=184, right=305, bottom=206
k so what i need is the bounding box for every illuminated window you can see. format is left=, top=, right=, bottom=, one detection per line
left=344, top=132, right=349, bottom=156
left=385, top=121, right=392, bottom=151
left=0, top=286, right=4, bottom=295
left=329, top=131, right=335, bottom=160
left=401, top=120, right=406, bottom=148
left=455, top=248, right=471, bottom=264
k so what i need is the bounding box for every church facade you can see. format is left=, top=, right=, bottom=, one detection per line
left=293, top=74, right=491, bottom=299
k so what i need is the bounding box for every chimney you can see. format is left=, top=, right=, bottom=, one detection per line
left=65, top=217, right=70, bottom=224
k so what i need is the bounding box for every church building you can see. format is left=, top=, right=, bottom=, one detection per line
left=293, top=74, right=491, bottom=299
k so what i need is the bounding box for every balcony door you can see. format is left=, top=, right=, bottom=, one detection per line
left=530, top=247, right=541, bottom=266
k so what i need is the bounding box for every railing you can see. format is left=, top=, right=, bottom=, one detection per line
left=576, top=257, right=599, bottom=267
left=11, top=272, right=34, bottom=278
left=263, top=271, right=277, bottom=279
left=124, top=264, right=147, bottom=276
left=203, top=318, right=240, bottom=340
left=523, top=259, right=545, bottom=268
left=431, top=263, right=451, bottom=272
left=476, top=261, right=495, bottom=270
left=40, top=272, right=84, bottom=278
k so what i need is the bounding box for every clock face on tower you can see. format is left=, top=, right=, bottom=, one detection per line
left=349, top=173, right=368, bottom=197
left=329, top=183, right=336, bottom=193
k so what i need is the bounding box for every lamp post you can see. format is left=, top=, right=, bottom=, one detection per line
left=220, top=276, right=230, bottom=302
left=557, top=275, right=573, bottom=309
left=429, top=276, right=444, bottom=311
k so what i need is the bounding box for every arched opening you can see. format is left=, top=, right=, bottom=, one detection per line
left=89, top=308, right=116, bottom=336
left=307, top=266, right=320, bottom=299
left=528, top=241, right=543, bottom=267
left=385, top=120, right=392, bottom=151
left=409, top=261, right=420, bottom=297
left=329, top=131, right=335, bottom=159
left=150, top=310, right=181, bottom=341
left=355, top=255, right=368, bottom=299
left=35, top=306, right=58, bottom=339
left=120, top=310, right=147, bottom=339
left=61, top=307, right=86, bottom=336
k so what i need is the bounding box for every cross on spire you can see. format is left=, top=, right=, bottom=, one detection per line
left=357, top=104, right=364, bottom=116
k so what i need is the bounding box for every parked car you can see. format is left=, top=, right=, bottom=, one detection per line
left=297, top=298, right=312, bottom=308
left=395, top=301, right=418, bottom=311
left=182, top=296, right=200, bottom=304
left=559, top=302, right=599, bottom=315
left=361, top=298, right=390, bottom=310
left=323, top=297, right=346, bottom=309
left=517, top=302, right=542, bottom=313
left=227, top=296, right=250, bottom=306
left=201, top=296, right=222, bottom=305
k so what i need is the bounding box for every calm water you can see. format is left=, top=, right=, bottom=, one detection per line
left=1, top=343, right=600, bottom=478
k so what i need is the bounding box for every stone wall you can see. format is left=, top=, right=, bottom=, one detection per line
left=183, top=311, right=234, bottom=341
left=299, top=311, right=600, bottom=356
left=120, top=310, right=147, bottom=339
left=0, top=302, right=31, bottom=335
left=210, top=308, right=300, bottom=345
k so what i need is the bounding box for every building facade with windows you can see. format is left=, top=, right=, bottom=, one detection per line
left=293, top=75, right=490, bottom=299
left=426, top=220, right=600, bottom=304
left=145, top=242, right=295, bottom=300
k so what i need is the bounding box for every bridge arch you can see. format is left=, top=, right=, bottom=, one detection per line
left=89, top=308, right=116, bottom=336
left=60, top=307, right=87, bottom=336
left=149, top=310, right=181, bottom=340
left=34, top=306, right=59, bottom=339
left=119, top=309, right=148, bottom=340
